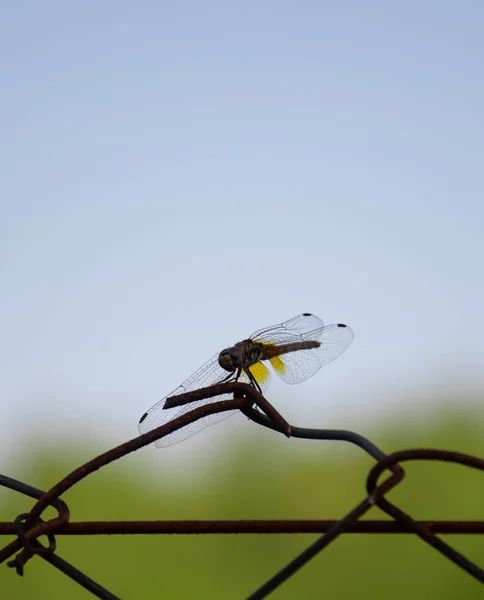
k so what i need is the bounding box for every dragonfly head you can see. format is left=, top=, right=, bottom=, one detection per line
left=218, top=346, right=242, bottom=372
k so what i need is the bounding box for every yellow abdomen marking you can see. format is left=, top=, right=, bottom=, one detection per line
left=269, top=356, right=286, bottom=374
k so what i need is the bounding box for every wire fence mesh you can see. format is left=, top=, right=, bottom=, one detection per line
left=1, top=382, right=483, bottom=599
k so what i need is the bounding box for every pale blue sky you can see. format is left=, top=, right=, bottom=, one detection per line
left=1, top=2, right=483, bottom=466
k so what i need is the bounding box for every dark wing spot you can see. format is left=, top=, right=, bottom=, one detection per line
left=139, top=412, right=148, bottom=424
left=337, top=323, right=347, bottom=328
left=302, top=312, right=313, bottom=316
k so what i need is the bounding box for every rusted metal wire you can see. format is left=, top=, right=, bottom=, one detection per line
left=2, top=519, right=484, bottom=536
left=367, top=449, right=484, bottom=583
left=0, top=382, right=483, bottom=600
left=0, top=391, right=251, bottom=567
left=0, top=473, right=120, bottom=600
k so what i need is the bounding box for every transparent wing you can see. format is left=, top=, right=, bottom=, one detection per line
left=138, top=354, right=271, bottom=448
left=138, top=354, right=236, bottom=447
left=250, top=313, right=325, bottom=345
left=270, top=323, right=354, bottom=384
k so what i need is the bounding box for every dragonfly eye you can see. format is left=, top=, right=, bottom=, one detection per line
left=218, top=347, right=241, bottom=372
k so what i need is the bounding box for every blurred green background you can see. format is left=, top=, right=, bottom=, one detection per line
left=1, top=399, right=483, bottom=599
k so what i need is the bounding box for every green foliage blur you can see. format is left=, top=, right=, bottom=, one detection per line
left=1, top=403, right=483, bottom=599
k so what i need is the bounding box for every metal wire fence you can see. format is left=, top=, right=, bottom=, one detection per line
left=1, top=382, right=483, bottom=599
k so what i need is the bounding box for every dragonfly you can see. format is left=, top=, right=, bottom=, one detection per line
left=138, top=313, right=354, bottom=447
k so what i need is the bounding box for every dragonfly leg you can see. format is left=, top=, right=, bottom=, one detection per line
left=233, top=367, right=260, bottom=393
left=220, top=370, right=237, bottom=384
left=243, top=368, right=263, bottom=394
left=233, top=367, right=242, bottom=384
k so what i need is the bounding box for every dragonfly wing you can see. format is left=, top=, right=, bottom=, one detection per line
left=155, top=400, right=236, bottom=448
left=268, top=349, right=321, bottom=384
left=138, top=353, right=238, bottom=448
left=155, top=363, right=271, bottom=446
left=271, top=323, right=354, bottom=384
left=251, top=313, right=325, bottom=345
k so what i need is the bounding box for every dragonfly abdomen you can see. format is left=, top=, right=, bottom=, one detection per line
left=261, top=340, right=320, bottom=360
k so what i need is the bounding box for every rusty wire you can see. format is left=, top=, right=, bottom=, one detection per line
left=0, top=382, right=483, bottom=599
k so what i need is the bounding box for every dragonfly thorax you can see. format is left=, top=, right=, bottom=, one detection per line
left=218, top=340, right=263, bottom=372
